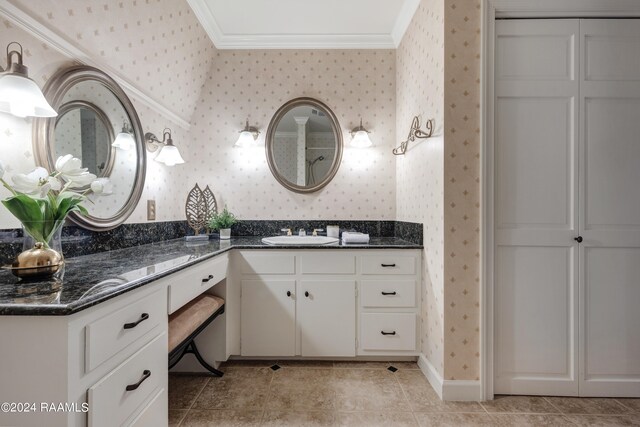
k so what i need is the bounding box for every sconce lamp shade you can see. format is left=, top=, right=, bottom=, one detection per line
left=0, top=42, right=57, bottom=118
left=235, top=130, right=257, bottom=148
left=113, top=121, right=135, bottom=150
left=0, top=74, right=57, bottom=118
left=350, top=119, right=373, bottom=148
left=112, top=130, right=135, bottom=151
left=155, top=144, right=185, bottom=166
left=234, top=118, right=260, bottom=147
left=145, top=128, right=185, bottom=166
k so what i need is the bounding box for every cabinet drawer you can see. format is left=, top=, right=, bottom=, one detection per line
left=129, top=389, right=167, bottom=427
left=361, top=255, right=416, bottom=275
left=301, top=253, right=355, bottom=274
left=86, top=289, right=164, bottom=372
left=167, top=254, right=228, bottom=314
left=88, top=333, right=166, bottom=427
left=360, top=280, right=416, bottom=308
left=240, top=252, right=295, bottom=275
left=360, top=313, right=416, bottom=351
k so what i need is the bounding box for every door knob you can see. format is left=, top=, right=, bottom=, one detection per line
left=574, top=236, right=583, bottom=243
left=287, top=291, right=291, bottom=297
left=305, top=291, right=309, bottom=298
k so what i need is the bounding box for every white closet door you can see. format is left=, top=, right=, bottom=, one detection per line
left=579, top=19, right=640, bottom=397
left=494, top=19, right=580, bottom=396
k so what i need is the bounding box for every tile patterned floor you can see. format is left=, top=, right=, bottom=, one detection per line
left=169, top=361, right=640, bottom=426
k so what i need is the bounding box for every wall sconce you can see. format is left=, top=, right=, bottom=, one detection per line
left=145, top=128, right=185, bottom=166
left=234, top=118, right=260, bottom=147
left=350, top=118, right=373, bottom=148
left=0, top=42, right=57, bottom=118
left=112, top=120, right=135, bottom=151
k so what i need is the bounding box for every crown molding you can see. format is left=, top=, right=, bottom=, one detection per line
left=187, top=0, right=410, bottom=50
left=391, top=0, right=421, bottom=47
left=0, top=0, right=191, bottom=130
left=211, top=33, right=396, bottom=50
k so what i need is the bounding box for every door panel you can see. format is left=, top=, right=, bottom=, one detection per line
left=298, top=280, right=355, bottom=357
left=583, top=248, right=640, bottom=385
left=580, top=20, right=640, bottom=396
left=240, top=280, right=296, bottom=356
left=494, top=19, right=580, bottom=396
left=495, top=246, right=577, bottom=395
left=496, top=96, right=574, bottom=230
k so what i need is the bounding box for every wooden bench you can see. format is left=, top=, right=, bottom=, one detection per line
left=168, top=294, right=225, bottom=377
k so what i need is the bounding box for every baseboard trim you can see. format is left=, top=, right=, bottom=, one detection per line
left=418, top=354, right=482, bottom=401
left=418, top=354, right=444, bottom=399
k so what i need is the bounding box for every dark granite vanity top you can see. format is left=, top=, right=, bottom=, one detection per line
left=0, top=236, right=421, bottom=316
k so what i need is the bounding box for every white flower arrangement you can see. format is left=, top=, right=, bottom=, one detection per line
left=0, top=155, right=112, bottom=247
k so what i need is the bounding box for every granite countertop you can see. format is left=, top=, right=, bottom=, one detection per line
left=0, top=236, right=421, bottom=316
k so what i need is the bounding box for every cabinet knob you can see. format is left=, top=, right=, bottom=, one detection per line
left=305, top=291, right=310, bottom=298
left=287, top=291, right=291, bottom=297
left=123, top=313, right=149, bottom=330
left=125, top=370, right=151, bottom=391
left=202, top=274, right=214, bottom=283
left=381, top=291, right=397, bottom=296
left=381, top=330, right=396, bottom=336
left=574, top=236, right=583, bottom=243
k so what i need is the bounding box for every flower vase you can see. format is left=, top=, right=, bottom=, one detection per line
left=22, top=221, right=64, bottom=256
left=15, top=221, right=66, bottom=280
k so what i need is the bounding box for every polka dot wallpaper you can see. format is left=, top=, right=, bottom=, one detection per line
left=396, top=0, right=445, bottom=376
left=185, top=49, right=397, bottom=220
left=443, top=0, right=482, bottom=381
left=0, top=0, right=483, bottom=381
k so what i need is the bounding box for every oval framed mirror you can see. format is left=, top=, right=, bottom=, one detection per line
left=265, top=97, right=343, bottom=194
left=33, top=65, right=146, bottom=231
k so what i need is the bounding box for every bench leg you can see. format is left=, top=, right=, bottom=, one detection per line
left=168, top=341, right=224, bottom=377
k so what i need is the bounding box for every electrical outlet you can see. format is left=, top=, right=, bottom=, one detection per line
left=147, top=200, right=156, bottom=221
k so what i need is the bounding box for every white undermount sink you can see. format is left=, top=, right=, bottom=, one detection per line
left=261, top=235, right=339, bottom=245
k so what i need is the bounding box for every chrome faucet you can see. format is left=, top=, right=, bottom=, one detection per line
left=312, top=228, right=324, bottom=236
left=298, top=228, right=306, bottom=236
left=281, top=228, right=292, bottom=236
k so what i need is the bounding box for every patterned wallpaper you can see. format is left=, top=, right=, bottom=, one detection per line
left=0, top=0, right=484, bottom=383
left=396, top=0, right=445, bottom=376
left=186, top=49, right=397, bottom=220
left=443, top=0, right=481, bottom=381
left=0, top=0, right=212, bottom=228
left=8, top=0, right=214, bottom=121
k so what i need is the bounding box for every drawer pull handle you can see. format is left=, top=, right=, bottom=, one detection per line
left=305, top=291, right=310, bottom=298
left=381, top=263, right=396, bottom=267
left=123, top=313, right=149, bottom=330
left=381, top=291, right=397, bottom=296
left=287, top=291, right=292, bottom=297
left=125, top=370, right=151, bottom=391
left=202, top=274, right=214, bottom=283
left=381, top=330, right=396, bottom=336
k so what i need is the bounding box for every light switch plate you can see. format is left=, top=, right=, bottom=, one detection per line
left=147, top=200, right=156, bottom=221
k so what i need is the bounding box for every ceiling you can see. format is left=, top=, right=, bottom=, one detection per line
left=186, top=0, right=420, bottom=49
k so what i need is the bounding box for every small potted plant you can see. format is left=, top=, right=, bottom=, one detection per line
left=208, top=207, right=237, bottom=240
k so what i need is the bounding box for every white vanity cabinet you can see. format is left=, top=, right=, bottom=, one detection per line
left=238, top=251, right=357, bottom=357
left=0, top=253, right=229, bottom=427
left=234, top=249, right=420, bottom=359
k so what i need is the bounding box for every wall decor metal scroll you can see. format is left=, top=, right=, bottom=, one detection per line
left=393, top=116, right=434, bottom=155
left=185, top=184, right=218, bottom=239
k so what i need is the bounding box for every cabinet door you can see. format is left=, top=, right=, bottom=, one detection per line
left=241, top=280, right=296, bottom=356
left=298, top=280, right=356, bottom=357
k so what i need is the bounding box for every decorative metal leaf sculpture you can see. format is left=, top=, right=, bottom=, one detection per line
left=202, top=185, right=218, bottom=234
left=185, top=184, right=207, bottom=235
